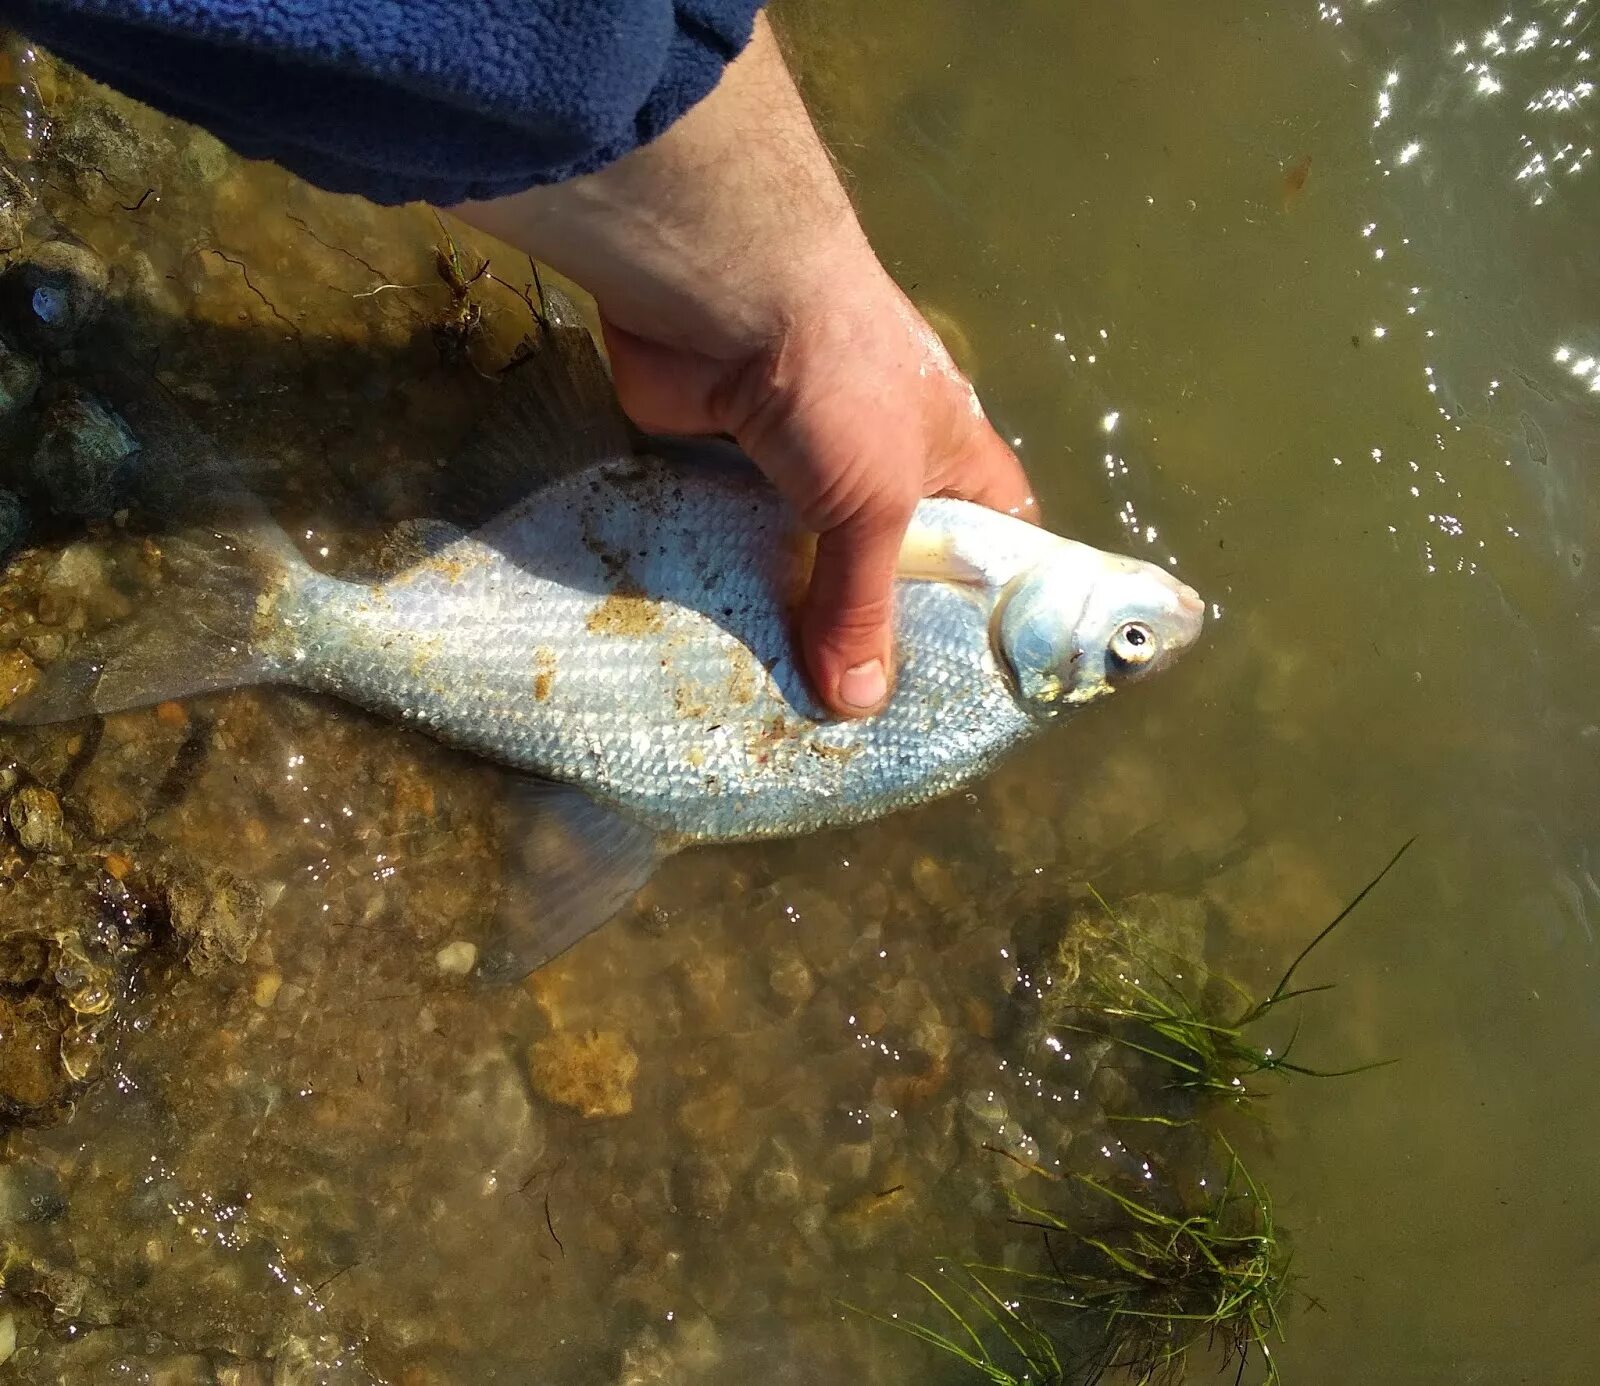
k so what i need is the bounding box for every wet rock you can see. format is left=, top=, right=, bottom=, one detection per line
left=527, top=1028, right=638, bottom=1119
left=31, top=390, right=142, bottom=519
left=8, top=783, right=67, bottom=854
left=0, top=341, right=41, bottom=425
left=829, top=1184, right=910, bottom=1252
left=820, top=1105, right=874, bottom=1184
left=672, top=950, right=731, bottom=1026
left=0, top=647, right=39, bottom=712
left=786, top=886, right=857, bottom=973
left=909, top=854, right=961, bottom=915
left=616, top=1316, right=722, bottom=1386
left=0, top=238, right=108, bottom=351
left=433, top=939, right=477, bottom=975
left=268, top=1333, right=378, bottom=1385
left=671, top=1153, right=732, bottom=1221
left=960, top=1086, right=1009, bottom=1139
left=50, top=99, right=161, bottom=197
left=0, top=992, right=72, bottom=1119
left=766, top=946, right=815, bottom=1014
left=166, top=862, right=264, bottom=974
left=673, top=1079, right=741, bottom=1147
left=751, top=1140, right=802, bottom=1208
left=0, top=1312, right=14, bottom=1366
left=180, top=129, right=231, bottom=185
left=449, top=1048, right=544, bottom=1172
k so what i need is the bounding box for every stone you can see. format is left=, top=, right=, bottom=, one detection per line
left=180, top=129, right=232, bottom=184
left=766, top=947, right=815, bottom=1013
left=31, top=391, right=141, bottom=519
left=433, top=939, right=477, bottom=975
left=166, top=863, right=264, bottom=974
left=0, top=648, right=39, bottom=712
left=527, top=1029, right=638, bottom=1119
left=671, top=1154, right=731, bottom=1221
left=0, top=1154, right=66, bottom=1224
left=0, top=991, right=71, bottom=1119
left=8, top=783, right=67, bottom=854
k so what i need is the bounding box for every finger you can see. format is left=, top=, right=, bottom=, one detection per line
left=801, top=501, right=915, bottom=718
left=937, top=416, right=1041, bottom=525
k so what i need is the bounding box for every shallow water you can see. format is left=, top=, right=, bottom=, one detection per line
left=0, top=0, right=1596, bottom=1382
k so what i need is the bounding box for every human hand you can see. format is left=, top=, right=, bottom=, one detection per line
left=598, top=260, right=1034, bottom=716
left=453, top=15, right=1034, bottom=717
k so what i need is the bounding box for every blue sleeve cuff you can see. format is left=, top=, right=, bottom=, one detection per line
left=3, top=1, right=766, bottom=205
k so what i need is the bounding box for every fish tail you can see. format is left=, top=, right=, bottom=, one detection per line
left=2, top=505, right=314, bottom=726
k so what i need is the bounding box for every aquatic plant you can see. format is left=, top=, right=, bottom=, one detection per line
left=868, top=1140, right=1285, bottom=1385
left=1068, top=837, right=1414, bottom=1110
left=861, top=839, right=1415, bottom=1384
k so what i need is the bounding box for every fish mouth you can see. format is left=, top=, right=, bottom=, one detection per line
left=1155, top=579, right=1206, bottom=656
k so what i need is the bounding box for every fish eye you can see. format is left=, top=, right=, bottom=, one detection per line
left=1110, top=620, right=1157, bottom=666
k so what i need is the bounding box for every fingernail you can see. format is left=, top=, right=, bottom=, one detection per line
left=839, top=659, right=887, bottom=712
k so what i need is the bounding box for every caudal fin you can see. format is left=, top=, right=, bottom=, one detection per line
left=2, top=508, right=312, bottom=726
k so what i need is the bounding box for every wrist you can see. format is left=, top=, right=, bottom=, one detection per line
left=451, top=15, right=872, bottom=362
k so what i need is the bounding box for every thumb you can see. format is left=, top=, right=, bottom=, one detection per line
left=801, top=500, right=914, bottom=718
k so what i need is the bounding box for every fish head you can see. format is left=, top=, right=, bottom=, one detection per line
left=994, top=542, right=1204, bottom=717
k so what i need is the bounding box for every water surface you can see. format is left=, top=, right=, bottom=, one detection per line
left=0, top=1, right=1596, bottom=1382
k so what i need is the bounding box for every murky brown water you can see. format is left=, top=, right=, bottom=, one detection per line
left=0, top=0, right=1595, bottom=1382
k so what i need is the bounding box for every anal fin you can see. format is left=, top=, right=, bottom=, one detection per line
left=475, top=778, right=667, bottom=982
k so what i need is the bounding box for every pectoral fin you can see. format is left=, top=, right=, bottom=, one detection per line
left=896, top=519, right=990, bottom=586
left=475, top=778, right=667, bottom=982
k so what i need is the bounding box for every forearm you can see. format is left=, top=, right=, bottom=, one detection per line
left=453, top=15, right=870, bottom=358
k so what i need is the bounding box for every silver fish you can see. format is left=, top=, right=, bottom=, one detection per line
left=3, top=304, right=1203, bottom=974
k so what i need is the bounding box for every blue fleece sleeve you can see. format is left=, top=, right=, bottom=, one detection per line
left=0, top=0, right=766, bottom=205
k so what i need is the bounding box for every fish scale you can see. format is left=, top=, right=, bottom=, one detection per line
left=275, top=456, right=1038, bottom=842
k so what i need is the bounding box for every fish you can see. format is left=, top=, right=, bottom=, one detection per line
left=2, top=295, right=1204, bottom=976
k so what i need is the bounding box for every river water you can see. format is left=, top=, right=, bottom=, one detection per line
left=0, top=1, right=1595, bottom=1382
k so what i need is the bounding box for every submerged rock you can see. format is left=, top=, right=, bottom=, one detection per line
left=0, top=340, right=41, bottom=425
left=0, top=859, right=159, bottom=1125
left=7, top=784, right=67, bottom=855
left=165, top=863, right=264, bottom=975
left=526, top=1028, right=639, bottom=1119
left=0, top=238, right=108, bottom=352
left=671, top=1153, right=732, bottom=1221
left=31, top=390, right=141, bottom=519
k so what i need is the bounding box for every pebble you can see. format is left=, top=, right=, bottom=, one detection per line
left=751, top=1141, right=802, bottom=1208
left=527, top=1029, right=638, bottom=1119
left=671, top=1154, right=732, bottom=1221
left=180, top=129, right=232, bottom=184
left=452, top=1049, right=544, bottom=1172
left=0, top=648, right=39, bottom=712
left=8, top=784, right=67, bottom=854
left=766, top=947, right=815, bottom=1013
left=960, top=1086, right=1010, bottom=1139
left=0, top=1156, right=66, bottom=1223
left=433, top=939, right=477, bottom=976
left=253, top=971, right=282, bottom=1009
left=166, top=864, right=264, bottom=974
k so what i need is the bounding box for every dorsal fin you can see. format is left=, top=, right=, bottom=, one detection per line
left=449, top=285, right=635, bottom=502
